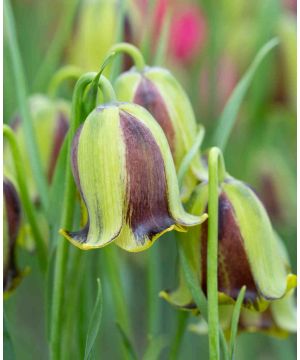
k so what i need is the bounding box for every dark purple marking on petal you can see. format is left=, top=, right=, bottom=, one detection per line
left=47, top=112, right=69, bottom=182
left=133, top=77, right=176, bottom=156
left=200, top=193, right=258, bottom=304
left=3, top=179, right=21, bottom=291
left=120, top=110, right=174, bottom=244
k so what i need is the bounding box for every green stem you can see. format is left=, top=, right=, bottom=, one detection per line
left=3, top=125, right=48, bottom=273
left=48, top=65, right=83, bottom=98
left=169, top=311, right=188, bottom=360
left=108, top=42, right=146, bottom=71
left=98, top=76, right=117, bottom=103
left=103, top=246, right=131, bottom=335
left=50, top=72, right=96, bottom=360
left=147, top=245, right=161, bottom=336
left=4, top=0, right=49, bottom=212
left=207, top=147, right=226, bottom=360
left=50, top=73, right=116, bottom=359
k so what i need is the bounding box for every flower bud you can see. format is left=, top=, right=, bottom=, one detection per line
left=161, top=175, right=296, bottom=310
left=67, top=0, right=137, bottom=71
left=3, top=178, right=23, bottom=297
left=4, top=95, right=70, bottom=202
left=115, top=66, right=206, bottom=199
left=60, top=102, right=207, bottom=252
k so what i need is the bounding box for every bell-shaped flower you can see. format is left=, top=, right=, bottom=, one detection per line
left=189, top=233, right=296, bottom=338
left=4, top=95, right=70, bottom=202
left=60, top=102, right=207, bottom=252
left=115, top=65, right=207, bottom=200
left=160, top=173, right=296, bottom=311
left=3, top=178, right=25, bottom=298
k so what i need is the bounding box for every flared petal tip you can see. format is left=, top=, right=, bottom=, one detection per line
left=59, top=228, right=96, bottom=250
left=159, top=290, right=197, bottom=311
left=176, top=213, right=208, bottom=229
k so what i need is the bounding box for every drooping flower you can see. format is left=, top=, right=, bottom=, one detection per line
left=4, top=95, right=70, bottom=202
left=3, top=178, right=24, bottom=298
left=160, top=173, right=296, bottom=311
left=60, top=102, right=207, bottom=252
left=115, top=65, right=207, bottom=200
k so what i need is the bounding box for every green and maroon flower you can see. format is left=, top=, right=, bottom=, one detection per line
left=60, top=102, right=207, bottom=252
left=114, top=65, right=207, bottom=200
left=160, top=174, right=296, bottom=311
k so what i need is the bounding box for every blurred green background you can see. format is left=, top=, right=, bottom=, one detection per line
left=4, top=0, right=296, bottom=359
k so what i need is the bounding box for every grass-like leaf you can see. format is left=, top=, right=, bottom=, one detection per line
left=116, top=322, right=139, bottom=360
left=4, top=0, right=49, bottom=211
left=213, top=37, right=279, bottom=151
left=84, top=278, right=103, bottom=360
left=229, top=286, right=246, bottom=360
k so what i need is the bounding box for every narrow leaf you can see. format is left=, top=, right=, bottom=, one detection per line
left=143, top=335, right=168, bottom=360
left=4, top=0, right=49, bottom=211
left=84, top=278, right=103, bottom=360
left=229, top=286, right=246, bottom=360
left=213, top=37, right=279, bottom=150
left=154, top=9, right=171, bottom=66
left=116, top=322, right=138, bottom=360
left=177, top=125, right=205, bottom=188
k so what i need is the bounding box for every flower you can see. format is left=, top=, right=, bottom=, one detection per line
left=115, top=65, right=207, bottom=200
left=60, top=102, right=207, bottom=252
left=4, top=95, right=70, bottom=202
left=3, top=178, right=23, bottom=298
left=160, top=174, right=296, bottom=311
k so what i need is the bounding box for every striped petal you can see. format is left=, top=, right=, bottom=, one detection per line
left=61, top=102, right=207, bottom=252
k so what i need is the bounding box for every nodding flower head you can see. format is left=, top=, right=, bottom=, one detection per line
left=160, top=174, right=296, bottom=311
left=4, top=95, right=69, bottom=202
left=115, top=66, right=207, bottom=199
left=60, top=102, right=207, bottom=252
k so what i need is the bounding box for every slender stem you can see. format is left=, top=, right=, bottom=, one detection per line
left=4, top=0, right=49, bottom=212
left=50, top=73, right=116, bottom=359
left=50, top=72, right=97, bottom=360
left=108, top=43, right=146, bottom=71
left=147, top=245, right=161, bottom=336
left=98, top=76, right=117, bottom=103
left=207, top=147, right=226, bottom=360
left=169, top=311, right=188, bottom=360
left=48, top=65, right=83, bottom=98
left=3, top=125, right=48, bottom=273
left=33, top=0, right=81, bottom=91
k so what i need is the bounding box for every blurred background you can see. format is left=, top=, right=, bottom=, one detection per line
left=4, top=0, right=296, bottom=359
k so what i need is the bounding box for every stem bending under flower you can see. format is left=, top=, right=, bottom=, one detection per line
left=50, top=72, right=117, bottom=359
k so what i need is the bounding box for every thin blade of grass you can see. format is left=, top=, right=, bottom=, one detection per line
left=229, top=286, right=246, bottom=360
left=4, top=0, right=49, bottom=211
left=116, top=322, right=138, bottom=360
left=213, top=37, right=279, bottom=151
left=143, top=335, right=168, bottom=360
left=84, top=278, right=103, bottom=360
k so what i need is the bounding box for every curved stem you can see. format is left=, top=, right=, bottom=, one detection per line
left=50, top=72, right=98, bottom=360
left=98, top=76, right=117, bottom=103
left=207, top=147, right=226, bottom=360
left=108, top=42, right=146, bottom=71
left=48, top=66, right=83, bottom=98
left=3, top=125, right=48, bottom=273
